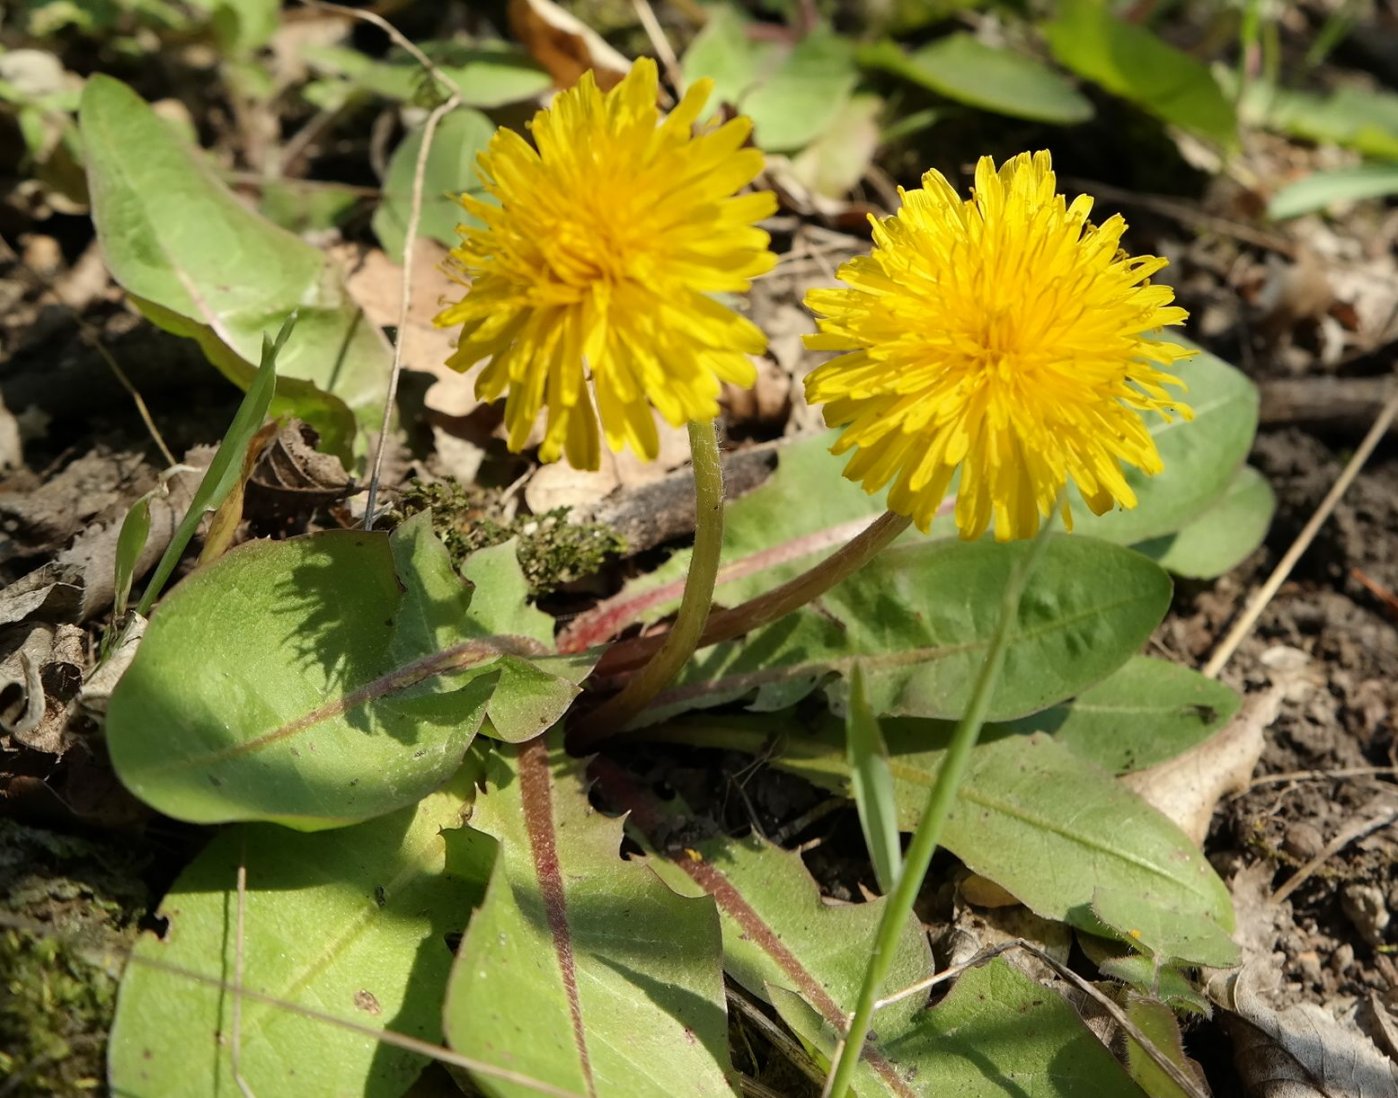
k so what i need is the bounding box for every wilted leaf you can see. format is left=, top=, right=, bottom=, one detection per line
left=1215, top=965, right=1398, bottom=1097
left=507, top=0, right=630, bottom=90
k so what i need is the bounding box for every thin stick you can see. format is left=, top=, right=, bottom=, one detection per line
left=1013, top=940, right=1210, bottom=1098
left=1244, top=765, right=1398, bottom=791
left=1272, top=803, right=1398, bottom=904
left=298, top=0, right=462, bottom=96
left=631, top=0, right=684, bottom=92
left=0, top=234, right=177, bottom=466
left=231, top=855, right=255, bottom=1098
left=1203, top=383, right=1398, bottom=679
left=872, top=941, right=1020, bottom=1011
left=823, top=524, right=1055, bottom=1098
left=726, top=986, right=824, bottom=1086
left=362, top=89, right=461, bottom=529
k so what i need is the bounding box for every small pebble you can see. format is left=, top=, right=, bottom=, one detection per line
left=1283, top=821, right=1325, bottom=861
left=1297, top=949, right=1324, bottom=986
left=1332, top=942, right=1356, bottom=975
left=1341, top=883, right=1390, bottom=948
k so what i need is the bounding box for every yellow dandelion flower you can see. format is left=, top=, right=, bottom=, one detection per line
left=433, top=58, right=777, bottom=469
left=804, top=150, right=1195, bottom=542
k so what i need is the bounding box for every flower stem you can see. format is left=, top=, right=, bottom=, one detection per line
left=822, top=527, right=1055, bottom=1098
left=573, top=420, right=726, bottom=745
left=594, top=510, right=912, bottom=681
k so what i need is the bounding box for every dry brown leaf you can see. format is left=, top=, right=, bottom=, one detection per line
left=0, top=622, right=85, bottom=755
left=721, top=357, right=790, bottom=428
left=336, top=242, right=478, bottom=418
left=507, top=0, right=631, bottom=91
left=524, top=421, right=689, bottom=514
left=1215, top=966, right=1398, bottom=1098
left=1121, top=682, right=1286, bottom=845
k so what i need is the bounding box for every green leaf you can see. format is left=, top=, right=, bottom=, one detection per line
left=108, top=769, right=485, bottom=1098
left=883, top=958, right=1146, bottom=1096
left=742, top=28, right=859, bottom=152
left=1240, top=81, right=1398, bottom=161
left=106, top=518, right=590, bottom=828
left=303, top=43, right=552, bottom=108
left=641, top=823, right=932, bottom=1096
left=1045, top=0, right=1236, bottom=146
left=1123, top=994, right=1207, bottom=1098
left=681, top=5, right=782, bottom=115
left=682, top=12, right=857, bottom=152
left=186, top=0, right=279, bottom=54
left=563, top=342, right=1256, bottom=651
left=136, top=315, right=291, bottom=616
left=1089, top=945, right=1212, bottom=1015
left=79, top=74, right=391, bottom=461
left=649, top=535, right=1171, bottom=724
left=847, top=664, right=901, bottom=894
left=859, top=35, right=1094, bottom=124
left=1068, top=338, right=1260, bottom=546
left=114, top=494, right=151, bottom=620
left=1091, top=886, right=1239, bottom=969
left=787, top=92, right=884, bottom=201
left=1133, top=465, right=1274, bottom=579
left=1267, top=163, right=1398, bottom=220
left=372, top=107, right=494, bottom=262
left=445, top=739, right=735, bottom=1097
left=649, top=719, right=1235, bottom=960
left=1006, top=655, right=1241, bottom=773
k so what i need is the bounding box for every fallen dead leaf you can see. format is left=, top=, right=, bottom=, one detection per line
left=524, top=420, right=689, bottom=513
left=1121, top=681, right=1288, bottom=845
left=507, top=0, right=631, bottom=91
left=0, top=621, right=85, bottom=755
left=335, top=242, right=478, bottom=418
left=1213, top=965, right=1398, bottom=1098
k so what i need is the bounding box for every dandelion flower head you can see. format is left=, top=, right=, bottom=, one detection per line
left=433, top=58, right=777, bottom=469
left=804, top=150, right=1194, bottom=542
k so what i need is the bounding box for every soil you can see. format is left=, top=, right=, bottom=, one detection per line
left=5, top=9, right=1398, bottom=1097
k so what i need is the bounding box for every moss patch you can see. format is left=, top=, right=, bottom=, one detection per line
left=0, top=819, right=148, bottom=1096
left=399, top=480, right=624, bottom=595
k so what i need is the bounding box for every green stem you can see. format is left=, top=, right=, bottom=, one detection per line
left=822, top=527, right=1056, bottom=1098
left=573, top=420, right=726, bottom=744
left=595, top=510, right=912, bottom=680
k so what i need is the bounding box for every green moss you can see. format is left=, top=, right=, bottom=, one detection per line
left=399, top=480, right=625, bottom=595
left=0, top=820, right=147, bottom=1096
